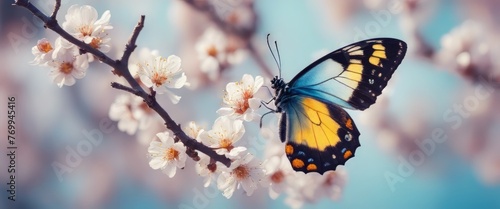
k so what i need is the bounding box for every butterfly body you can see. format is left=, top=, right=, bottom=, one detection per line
left=270, top=38, right=407, bottom=174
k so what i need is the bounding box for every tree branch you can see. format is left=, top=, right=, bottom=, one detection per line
left=13, top=0, right=231, bottom=167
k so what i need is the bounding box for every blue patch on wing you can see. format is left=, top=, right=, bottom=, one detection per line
left=289, top=59, right=355, bottom=109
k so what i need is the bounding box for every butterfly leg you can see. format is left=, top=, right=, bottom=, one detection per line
left=260, top=110, right=275, bottom=128
left=260, top=100, right=275, bottom=111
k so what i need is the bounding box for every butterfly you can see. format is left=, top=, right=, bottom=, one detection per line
left=262, top=36, right=407, bottom=174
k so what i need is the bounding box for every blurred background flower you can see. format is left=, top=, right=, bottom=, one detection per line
left=2, top=0, right=500, bottom=208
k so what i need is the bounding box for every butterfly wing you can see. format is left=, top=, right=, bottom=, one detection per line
left=279, top=96, right=360, bottom=174
left=288, top=38, right=407, bottom=110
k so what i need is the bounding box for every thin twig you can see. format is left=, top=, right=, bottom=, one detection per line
left=111, top=82, right=138, bottom=95
left=50, top=0, right=61, bottom=20
left=13, top=0, right=232, bottom=167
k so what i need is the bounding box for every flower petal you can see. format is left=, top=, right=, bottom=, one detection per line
left=166, top=55, right=181, bottom=73
left=231, top=120, right=245, bottom=142
left=240, top=178, right=257, bottom=196
left=139, top=75, right=153, bottom=88
left=169, top=72, right=187, bottom=89
left=162, top=164, right=177, bottom=178
left=163, top=89, right=181, bottom=104
left=94, top=10, right=111, bottom=26
left=216, top=107, right=235, bottom=116
left=149, top=157, right=166, bottom=170
left=81, top=5, right=98, bottom=25
left=253, top=76, right=264, bottom=93
left=241, top=74, right=254, bottom=87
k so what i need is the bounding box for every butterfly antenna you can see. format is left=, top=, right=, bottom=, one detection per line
left=274, top=40, right=282, bottom=79
left=267, top=34, right=281, bottom=77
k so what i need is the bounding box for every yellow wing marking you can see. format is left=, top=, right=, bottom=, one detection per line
left=373, top=44, right=385, bottom=50
left=346, top=63, right=363, bottom=74
left=338, top=71, right=362, bottom=89
left=372, top=50, right=386, bottom=59
left=291, top=98, right=341, bottom=151
left=369, top=56, right=380, bottom=66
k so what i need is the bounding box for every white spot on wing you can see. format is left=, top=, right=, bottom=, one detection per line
left=349, top=50, right=364, bottom=56
left=345, top=133, right=352, bottom=141
left=351, top=59, right=361, bottom=64
left=346, top=46, right=361, bottom=52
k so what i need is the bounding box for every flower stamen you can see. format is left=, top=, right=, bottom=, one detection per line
left=270, top=170, right=285, bottom=184
left=37, top=41, right=53, bottom=53
left=151, top=72, right=168, bottom=87
left=233, top=165, right=249, bottom=180
left=78, top=25, right=93, bottom=37
left=164, top=148, right=180, bottom=161
left=59, top=62, right=74, bottom=74
left=207, top=45, right=218, bottom=57
left=219, top=138, right=234, bottom=151
left=89, top=37, right=102, bottom=49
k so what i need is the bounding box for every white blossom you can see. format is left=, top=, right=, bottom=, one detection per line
left=283, top=169, right=347, bottom=208
left=108, top=94, right=158, bottom=135
left=217, top=152, right=266, bottom=198
left=62, top=5, right=112, bottom=53
left=148, top=132, right=187, bottom=178
left=108, top=94, right=139, bottom=135
left=264, top=155, right=294, bottom=199
left=128, top=48, right=160, bottom=79
left=195, top=153, right=221, bottom=188
left=47, top=40, right=89, bottom=87
left=31, top=38, right=54, bottom=65
left=437, top=20, right=491, bottom=74
left=217, top=74, right=263, bottom=121
left=184, top=121, right=204, bottom=140
left=199, top=116, right=246, bottom=157
left=307, top=169, right=348, bottom=201
left=137, top=55, right=188, bottom=104
left=196, top=27, right=227, bottom=80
